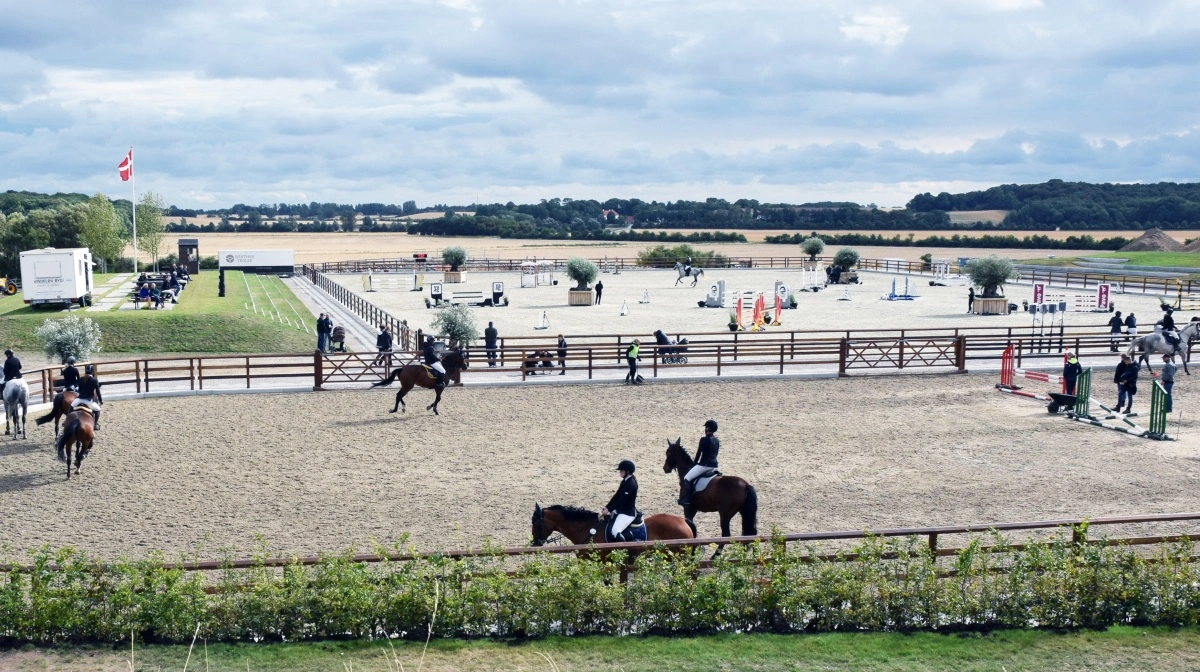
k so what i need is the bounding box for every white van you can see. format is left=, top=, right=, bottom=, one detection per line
left=19, top=247, right=95, bottom=308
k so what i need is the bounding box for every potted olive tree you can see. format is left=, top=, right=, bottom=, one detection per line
left=442, top=246, right=468, bottom=283
left=566, top=257, right=598, bottom=306
left=801, top=236, right=825, bottom=263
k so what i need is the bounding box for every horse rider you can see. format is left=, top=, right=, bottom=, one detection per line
left=679, top=419, right=720, bottom=507
left=2, top=348, right=21, bottom=397
left=71, top=365, right=103, bottom=430
left=1161, top=308, right=1179, bottom=349
left=684, top=256, right=693, bottom=276
left=422, top=335, right=446, bottom=389
left=601, top=459, right=639, bottom=543
left=61, top=356, right=80, bottom=392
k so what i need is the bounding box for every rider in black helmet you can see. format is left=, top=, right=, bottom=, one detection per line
left=601, top=459, right=639, bottom=542
left=679, top=419, right=720, bottom=507
left=423, top=335, right=446, bottom=389
left=61, top=356, right=80, bottom=391
left=72, top=364, right=103, bottom=430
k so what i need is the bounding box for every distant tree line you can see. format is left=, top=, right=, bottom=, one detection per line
left=765, top=231, right=1132, bottom=251
left=908, top=179, right=1200, bottom=229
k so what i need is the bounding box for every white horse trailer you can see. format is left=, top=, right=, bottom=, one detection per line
left=19, top=247, right=95, bottom=308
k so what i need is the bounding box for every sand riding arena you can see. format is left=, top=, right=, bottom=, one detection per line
left=2, top=373, right=1199, bottom=562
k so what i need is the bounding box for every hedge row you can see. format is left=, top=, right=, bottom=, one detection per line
left=2, top=532, right=1198, bottom=645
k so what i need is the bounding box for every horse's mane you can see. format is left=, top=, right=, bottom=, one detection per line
left=545, top=505, right=598, bottom=522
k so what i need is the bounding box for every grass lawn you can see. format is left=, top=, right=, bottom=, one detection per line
left=0, top=271, right=314, bottom=355
left=1085, top=251, right=1200, bottom=268
left=4, top=627, right=1200, bottom=671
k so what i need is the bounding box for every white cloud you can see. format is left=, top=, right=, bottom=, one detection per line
left=840, top=10, right=909, bottom=48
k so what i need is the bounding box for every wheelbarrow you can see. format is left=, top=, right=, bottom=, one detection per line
left=1046, top=391, right=1077, bottom=415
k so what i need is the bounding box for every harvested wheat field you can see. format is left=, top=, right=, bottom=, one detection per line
left=2, top=374, right=1198, bottom=562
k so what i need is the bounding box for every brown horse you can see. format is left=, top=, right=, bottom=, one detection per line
left=35, top=390, right=78, bottom=438
left=531, top=503, right=696, bottom=553
left=370, top=348, right=468, bottom=415
left=664, top=438, right=758, bottom=537
left=56, top=406, right=95, bottom=480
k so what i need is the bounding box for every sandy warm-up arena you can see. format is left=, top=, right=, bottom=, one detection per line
left=2, top=373, right=1197, bottom=561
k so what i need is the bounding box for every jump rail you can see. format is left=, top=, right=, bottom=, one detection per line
left=3, top=512, right=1196, bottom=573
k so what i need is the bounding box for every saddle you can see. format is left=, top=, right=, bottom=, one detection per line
left=604, top=511, right=647, bottom=543
left=74, top=406, right=94, bottom=416
left=695, top=468, right=721, bottom=493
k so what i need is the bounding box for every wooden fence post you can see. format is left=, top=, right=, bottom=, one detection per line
left=313, top=351, right=324, bottom=391
left=838, top=338, right=849, bottom=377
left=956, top=336, right=967, bottom=373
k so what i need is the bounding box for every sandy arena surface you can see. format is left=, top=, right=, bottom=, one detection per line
left=1, top=374, right=1198, bottom=562
left=332, top=268, right=1172, bottom=340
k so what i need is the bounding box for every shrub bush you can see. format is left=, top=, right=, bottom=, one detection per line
left=832, top=248, right=860, bottom=271
left=636, top=244, right=729, bottom=268
left=566, top=257, right=599, bottom=290
left=1, top=531, right=1199, bottom=645
left=442, top=246, right=468, bottom=271
left=34, top=315, right=102, bottom=363
left=801, top=237, right=825, bottom=260
left=430, top=303, right=479, bottom=345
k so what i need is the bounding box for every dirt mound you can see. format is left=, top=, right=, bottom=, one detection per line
left=1181, top=237, right=1200, bottom=252
left=1119, top=228, right=1185, bottom=252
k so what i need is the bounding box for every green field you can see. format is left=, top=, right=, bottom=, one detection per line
left=0, top=271, right=314, bottom=356
left=6, top=627, right=1200, bottom=671
left=1018, top=251, right=1200, bottom=269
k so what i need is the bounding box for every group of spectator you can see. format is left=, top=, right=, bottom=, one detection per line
left=1062, top=349, right=1176, bottom=415
left=315, top=313, right=347, bottom=353
left=524, top=334, right=568, bottom=375
left=135, top=266, right=189, bottom=310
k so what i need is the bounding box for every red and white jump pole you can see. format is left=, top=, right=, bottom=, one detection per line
left=995, top=345, right=1068, bottom=402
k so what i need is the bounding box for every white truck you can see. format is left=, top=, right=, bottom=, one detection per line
left=19, top=247, right=95, bottom=308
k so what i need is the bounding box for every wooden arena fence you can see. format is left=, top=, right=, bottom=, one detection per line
left=12, top=324, right=1183, bottom=402
left=3, top=512, right=1197, bottom=576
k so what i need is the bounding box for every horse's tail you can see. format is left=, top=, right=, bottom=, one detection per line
left=740, top=484, right=758, bottom=536
left=35, top=407, right=57, bottom=425
left=684, top=517, right=698, bottom=539
left=371, top=367, right=403, bottom=388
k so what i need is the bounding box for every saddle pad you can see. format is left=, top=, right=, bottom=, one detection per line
left=695, top=470, right=721, bottom=493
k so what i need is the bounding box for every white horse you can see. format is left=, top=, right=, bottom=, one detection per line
left=3, top=378, right=29, bottom=439
left=1127, top=319, right=1200, bottom=375
left=673, top=262, right=704, bottom=287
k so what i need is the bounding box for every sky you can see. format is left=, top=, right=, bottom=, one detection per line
left=1, top=0, right=1199, bottom=209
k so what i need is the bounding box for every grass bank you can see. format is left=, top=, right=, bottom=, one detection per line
left=5, top=627, right=1200, bottom=671
left=1016, top=251, right=1200, bottom=269
left=0, top=271, right=313, bottom=355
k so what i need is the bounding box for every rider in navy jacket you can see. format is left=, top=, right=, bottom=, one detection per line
left=602, top=460, right=639, bottom=542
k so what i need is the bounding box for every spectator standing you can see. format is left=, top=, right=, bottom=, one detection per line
left=1125, top=313, right=1137, bottom=339
left=485, top=321, right=499, bottom=367
left=1159, top=354, right=1177, bottom=413
left=316, top=313, right=332, bottom=352
left=557, top=334, right=567, bottom=375
left=1114, top=354, right=1130, bottom=411
left=1062, top=351, right=1082, bottom=395
left=625, top=338, right=641, bottom=384
left=595, top=280, right=604, bottom=305
left=373, top=324, right=393, bottom=366
left=1119, top=355, right=1140, bottom=414
left=1108, top=311, right=1124, bottom=352
left=967, top=287, right=975, bottom=313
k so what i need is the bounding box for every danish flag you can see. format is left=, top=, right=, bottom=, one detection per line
left=118, top=149, right=133, bottom=181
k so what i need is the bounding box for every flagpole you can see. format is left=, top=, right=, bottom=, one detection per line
left=131, top=147, right=137, bottom=273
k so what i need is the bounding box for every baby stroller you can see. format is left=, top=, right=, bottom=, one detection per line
left=654, top=329, right=689, bottom=365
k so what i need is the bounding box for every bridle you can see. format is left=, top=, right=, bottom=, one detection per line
left=531, top=510, right=565, bottom=547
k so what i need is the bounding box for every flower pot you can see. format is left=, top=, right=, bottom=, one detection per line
left=444, top=270, right=466, bottom=283
left=728, top=323, right=738, bottom=331
left=568, top=289, right=594, bottom=306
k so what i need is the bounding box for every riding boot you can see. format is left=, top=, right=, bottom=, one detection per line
left=93, top=409, right=100, bottom=431
left=678, top=479, right=695, bottom=506
left=435, top=373, right=446, bottom=390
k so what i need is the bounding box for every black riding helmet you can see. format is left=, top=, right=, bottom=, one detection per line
left=66, top=356, right=76, bottom=364
left=617, top=459, right=636, bottom=474
left=704, top=419, right=718, bottom=433
left=85, top=365, right=95, bottom=375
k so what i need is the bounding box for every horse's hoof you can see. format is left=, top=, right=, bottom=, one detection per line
left=389, top=409, right=398, bottom=414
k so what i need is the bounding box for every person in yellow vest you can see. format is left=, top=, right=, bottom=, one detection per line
left=624, top=339, right=641, bottom=384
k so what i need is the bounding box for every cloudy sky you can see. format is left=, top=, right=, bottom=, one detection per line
left=1, top=0, right=1198, bottom=208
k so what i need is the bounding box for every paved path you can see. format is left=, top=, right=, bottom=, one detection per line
left=284, top=276, right=377, bottom=353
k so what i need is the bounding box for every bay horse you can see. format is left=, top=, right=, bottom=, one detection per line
left=2, top=378, right=29, bottom=440
left=1127, top=319, right=1200, bottom=374
left=56, top=406, right=95, bottom=480
left=531, top=503, right=696, bottom=555
left=35, top=389, right=78, bottom=438
left=664, top=438, right=758, bottom=537
left=673, top=262, right=704, bottom=287
left=370, top=348, right=468, bottom=415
